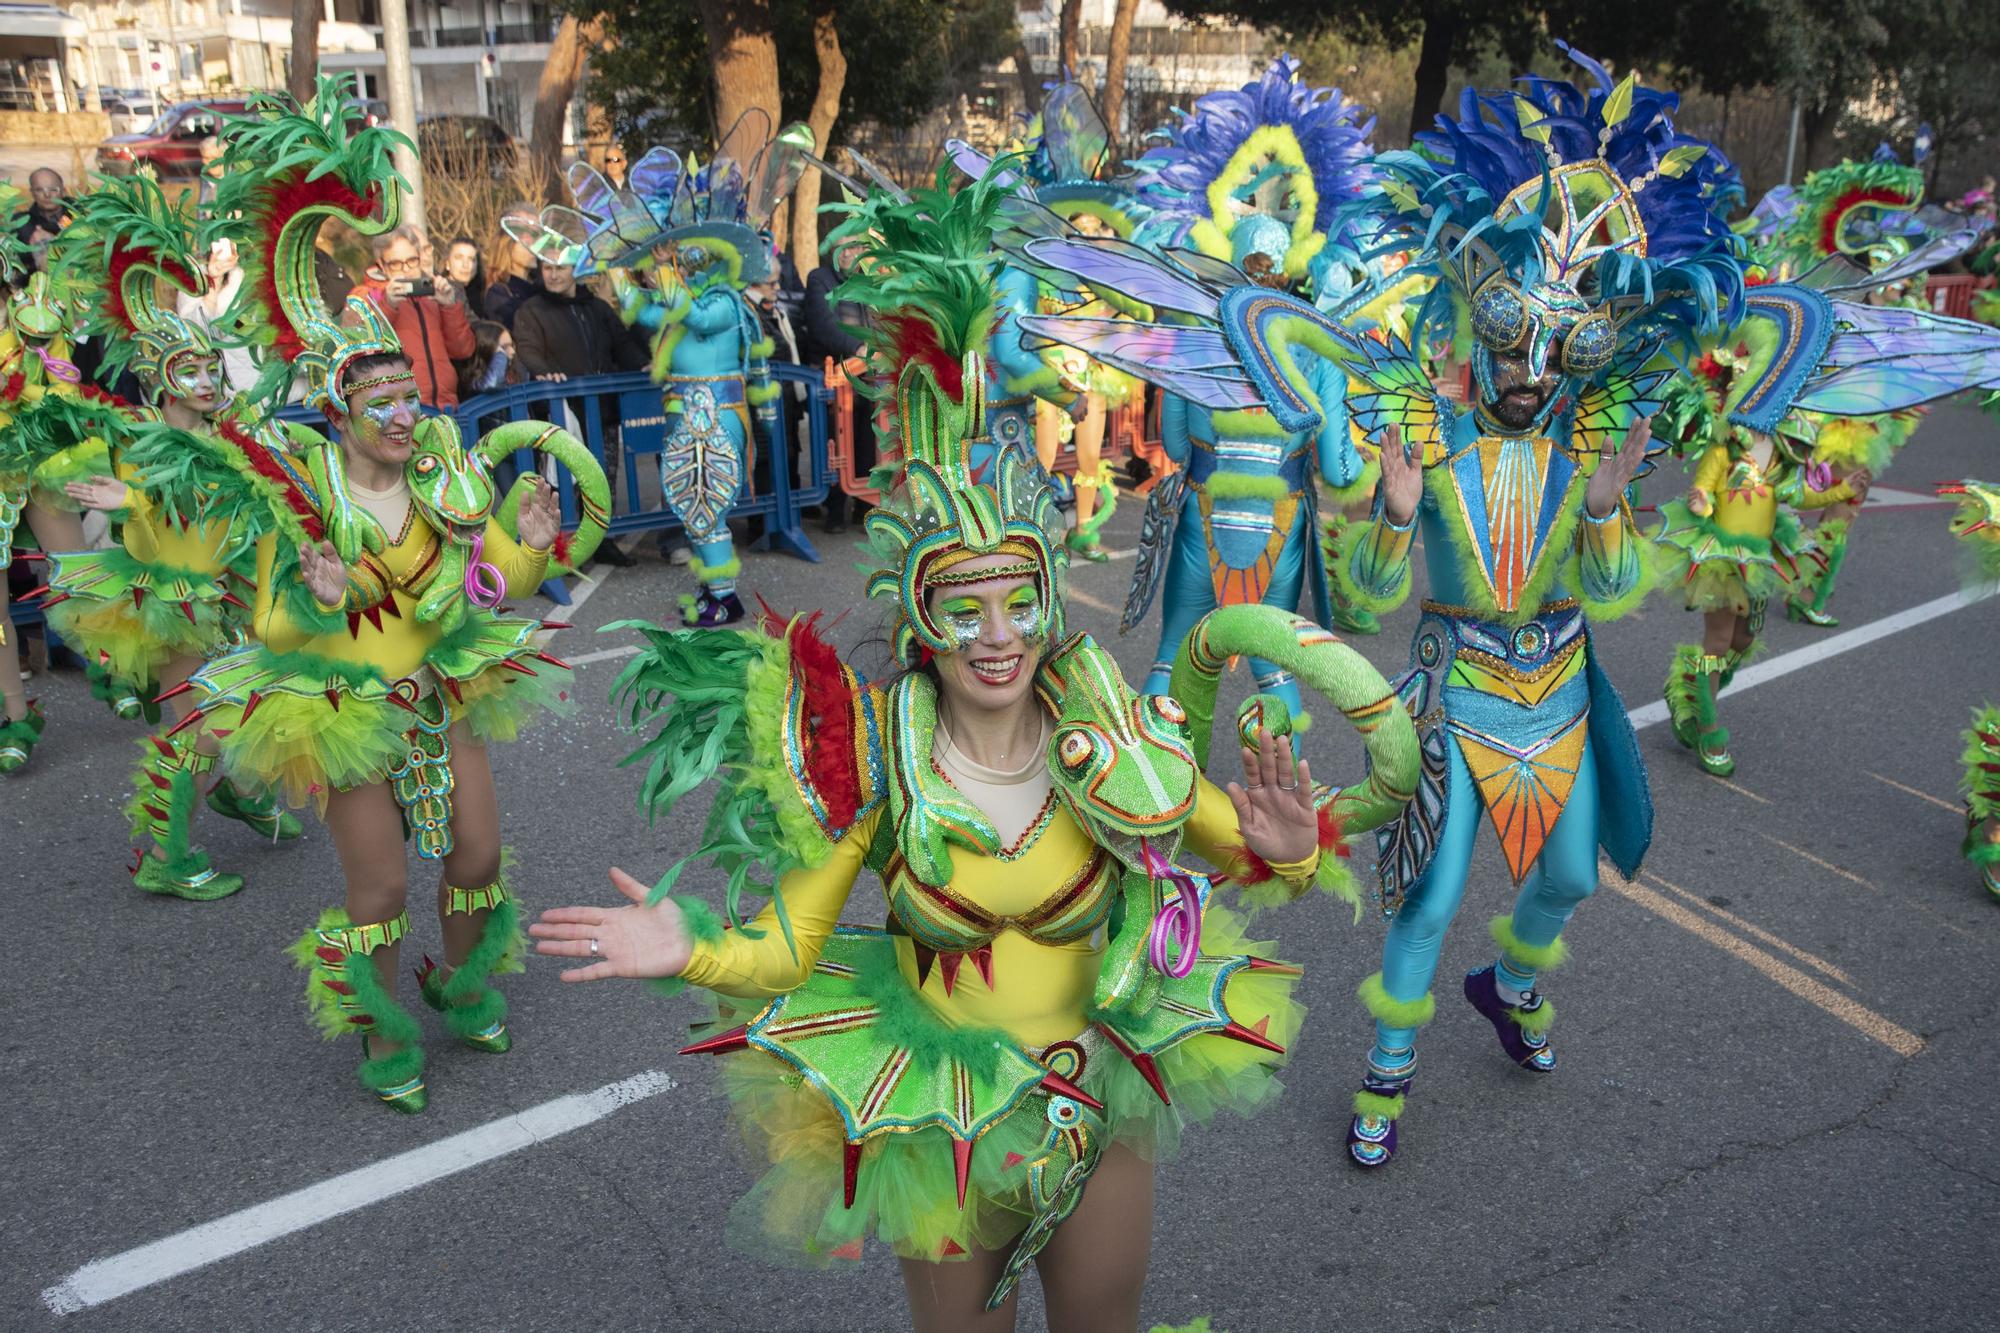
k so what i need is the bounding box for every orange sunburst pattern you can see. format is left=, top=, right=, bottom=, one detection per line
left=1474, top=437, right=1554, bottom=611
left=1452, top=714, right=1589, bottom=882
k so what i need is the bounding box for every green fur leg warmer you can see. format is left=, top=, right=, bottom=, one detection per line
left=1490, top=915, right=1569, bottom=973
left=1353, top=1087, right=1408, bottom=1120
left=435, top=897, right=524, bottom=1039
left=1358, top=972, right=1436, bottom=1028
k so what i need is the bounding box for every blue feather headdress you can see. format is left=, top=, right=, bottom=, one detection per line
left=1126, top=54, right=1377, bottom=279
left=1364, top=44, right=1745, bottom=357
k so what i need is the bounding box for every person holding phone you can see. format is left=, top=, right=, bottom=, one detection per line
left=358, top=226, right=474, bottom=409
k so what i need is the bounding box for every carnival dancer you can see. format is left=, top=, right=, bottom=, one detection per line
left=955, top=80, right=1146, bottom=560
left=1653, top=350, right=1869, bottom=778
left=1941, top=480, right=2000, bottom=899
left=540, top=118, right=803, bottom=629
left=530, top=164, right=1418, bottom=1330
left=1756, top=158, right=1934, bottom=627
left=35, top=173, right=305, bottom=897
left=1019, top=46, right=1754, bottom=1167
left=165, top=79, right=608, bottom=1111
left=0, top=190, right=97, bottom=773
left=1044, top=57, right=1382, bottom=714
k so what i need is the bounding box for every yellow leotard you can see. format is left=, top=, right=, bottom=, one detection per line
left=683, top=778, right=1312, bottom=1049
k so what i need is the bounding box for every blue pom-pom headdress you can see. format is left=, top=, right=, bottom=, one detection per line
left=1366, top=44, right=1745, bottom=367
left=1128, top=54, right=1377, bottom=279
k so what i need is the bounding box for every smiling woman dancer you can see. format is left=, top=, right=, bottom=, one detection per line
left=531, top=170, right=1417, bottom=1331
left=166, top=81, right=606, bottom=1113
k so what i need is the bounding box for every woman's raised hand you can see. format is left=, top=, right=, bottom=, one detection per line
left=1225, top=726, right=1321, bottom=868
left=529, top=868, right=696, bottom=983
left=297, top=539, right=348, bottom=607
left=1378, top=424, right=1422, bottom=526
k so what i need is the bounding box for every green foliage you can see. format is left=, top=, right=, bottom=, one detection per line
left=562, top=0, right=1016, bottom=152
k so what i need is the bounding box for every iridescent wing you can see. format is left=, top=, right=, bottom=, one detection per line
left=1217, top=284, right=1434, bottom=440
left=1815, top=227, right=1983, bottom=296
left=1041, top=82, right=1114, bottom=184
left=1017, top=312, right=1263, bottom=412
left=748, top=121, right=815, bottom=227
left=1022, top=235, right=1221, bottom=318
left=1572, top=350, right=1674, bottom=477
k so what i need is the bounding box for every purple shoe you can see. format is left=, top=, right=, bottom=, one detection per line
left=683, top=590, right=746, bottom=629
left=1464, top=966, right=1556, bottom=1072
left=1346, top=1070, right=1411, bottom=1169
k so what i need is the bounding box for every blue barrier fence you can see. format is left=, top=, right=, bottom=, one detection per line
left=278, top=363, right=835, bottom=566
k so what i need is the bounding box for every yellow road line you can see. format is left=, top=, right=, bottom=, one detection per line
left=1600, top=866, right=1924, bottom=1058
left=1064, top=585, right=1119, bottom=614
left=1757, top=834, right=1877, bottom=891
left=1643, top=872, right=1856, bottom=987
left=1707, top=774, right=1772, bottom=805
left=1865, top=770, right=1962, bottom=815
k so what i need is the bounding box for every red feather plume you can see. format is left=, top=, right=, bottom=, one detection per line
left=251, top=170, right=379, bottom=363
left=103, top=245, right=197, bottom=340
left=219, top=418, right=325, bottom=541
left=1818, top=185, right=1920, bottom=259
left=755, top=600, right=867, bottom=830
left=885, top=315, right=964, bottom=400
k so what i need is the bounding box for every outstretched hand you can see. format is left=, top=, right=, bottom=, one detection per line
left=63, top=475, right=129, bottom=512
left=1378, top=425, right=1421, bottom=526
left=529, top=868, right=695, bottom=983
left=1225, top=727, right=1321, bottom=868
left=516, top=476, right=560, bottom=552
left=1585, top=415, right=1653, bottom=518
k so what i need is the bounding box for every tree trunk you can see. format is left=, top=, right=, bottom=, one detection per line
left=1407, top=8, right=1455, bottom=144
left=530, top=14, right=604, bottom=204
left=289, top=0, right=320, bottom=103
left=790, top=0, right=846, bottom=275
left=1102, top=0, right=1138, bottom=140
left=696, top=0, right=783, bottom=169
left=1012, top=42, right=1042, bottom=116
left=1058, top=0, right=1082, bottom=80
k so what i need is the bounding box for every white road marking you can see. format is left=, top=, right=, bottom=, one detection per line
left=569, top=644, right=642, bottom=668
left=40, top=1071, right=676, bottom=1316
left=1861, top=486, right=1953, bottom=509
left=1625, top=589, right=1992, bottom=731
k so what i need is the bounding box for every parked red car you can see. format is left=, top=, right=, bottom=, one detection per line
left=96, top=100, right=249, bottom=178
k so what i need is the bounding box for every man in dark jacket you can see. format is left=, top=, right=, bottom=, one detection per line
left=513, top=259, right=651, bottom=562
left=798, top=246, right=871, bottom=532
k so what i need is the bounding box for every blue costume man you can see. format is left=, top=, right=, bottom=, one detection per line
left=1022, top=47, right=1746, bottom=1168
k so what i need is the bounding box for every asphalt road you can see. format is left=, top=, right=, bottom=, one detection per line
left=4, top=402, right=1996, bottom=1332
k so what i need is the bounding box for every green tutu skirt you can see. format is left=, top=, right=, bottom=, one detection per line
left=690, top=897, right=1304, bottom=1271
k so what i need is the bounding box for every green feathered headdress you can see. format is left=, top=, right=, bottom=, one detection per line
left=827, top=160, right=1066, bottom=662
left=213, top=72, right=409, bottom=412
left=51, top=172, right=214, bottom=392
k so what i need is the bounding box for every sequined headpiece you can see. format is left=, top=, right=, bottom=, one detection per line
left=1362, top=45, right=1745, bottom=426
left=829, top=162, right=1067, bottom=662
left=212, top=73, right=410, bottom=412
left=52, top=172, right=216, bottom=394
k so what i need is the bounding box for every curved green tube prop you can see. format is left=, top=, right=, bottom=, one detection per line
left=476, top=420, right=612, bottom=573
left=1166, top=604, right=1420, bottom=836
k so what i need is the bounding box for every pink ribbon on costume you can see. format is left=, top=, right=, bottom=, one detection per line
left=463, top=531, right=506, bottom=609
left=32, top=345, right=79, bottom=382
left=1141, top=838, right=1203, bottom=979
left=1803, top=461, right=1835, bottom=493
